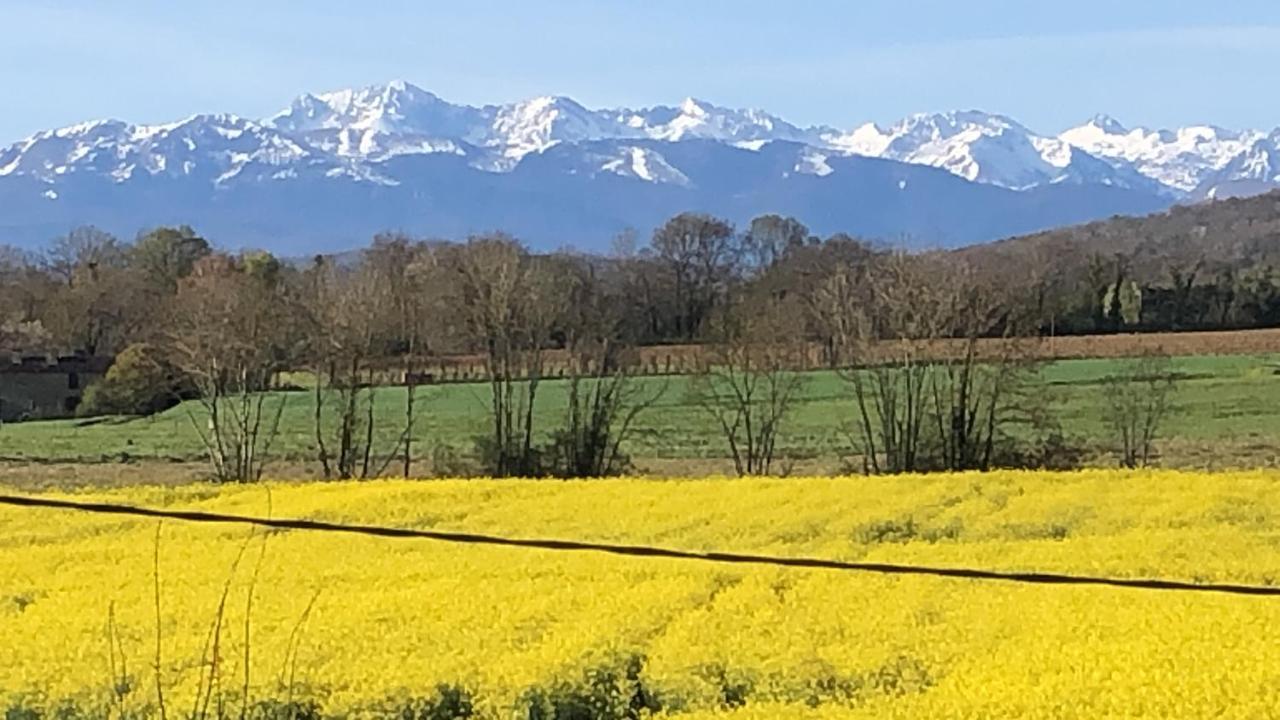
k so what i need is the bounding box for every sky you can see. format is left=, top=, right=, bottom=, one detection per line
left=3, top=1, right=1279, bottom=141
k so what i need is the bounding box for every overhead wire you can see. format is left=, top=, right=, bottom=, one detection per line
left=4, top=493, right=1278, bottom=597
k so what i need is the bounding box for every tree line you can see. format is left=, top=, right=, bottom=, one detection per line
left=2, top=198, right=1237, bottom=479
left=958, top=192, right=1280, bottom=335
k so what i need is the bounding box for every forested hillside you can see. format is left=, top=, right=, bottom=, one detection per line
left=958, top=191, right=1280, bottom=334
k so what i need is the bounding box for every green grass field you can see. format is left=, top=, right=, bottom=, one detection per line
left=3, top=354, right=1279, bottom=474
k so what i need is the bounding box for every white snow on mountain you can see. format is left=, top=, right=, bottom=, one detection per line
left=596, top=145, right=691, bottom=186
left=1192, top=130, right=1280, bottom=200
left=265, top=82, right=838, bottom=176
left=267, top=80, right=483, bottom=161
left=269, top=82, right=642, bottom=167
left=0, top=111, right=410, bottom=192
left=824, top=111, right=1142, bottom=191
left=614, top=98, right=821, bottom=145
left=489, top=95, right=625, bottom=158
left=1, top=119, right=128, bottom=179
left=794, top=149, right=834, bottom=177
left=0, top=114, right=331, bottom=186
left=268, top=83, right=823, bottom=167
left=1059, top=115, right=1265, bottom=192
left=1230, top=131, right=1280, bottom=182
left=3, top=80, right=1280, bottom=199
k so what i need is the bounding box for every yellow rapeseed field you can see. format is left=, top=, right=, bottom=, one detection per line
left=4, top=471, right=1280, bottom=718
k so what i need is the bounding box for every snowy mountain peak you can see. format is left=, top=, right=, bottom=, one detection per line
left=272, top=80, right=453, bottom=134
left=8, top=80, right=1279, bottom=254
left=267, top=81, right=481, bottom=160
left=825, top=110, right=1134, bottom=191
left=897, top=110, right=1025, bottom=138
left=1193, top=130, right=1280, bottom=200
left=1059, top=118, right=1266, bottom=192
left=326, top=79, right=435, bottom=107
left=4, top=80, right=1280, bottom=208
left=678, top=97, right=711, bottom=116
left=828, top=122, right=891, bottom=156
left=617, top=98, right=812, bottom=144
left=489, top=95, right=618, bottom=158
left=1085, top=114, right=1128, bottom=134
left=0, top=112, right=324, bottom=186
left=45, top=118, right=130, bottom=140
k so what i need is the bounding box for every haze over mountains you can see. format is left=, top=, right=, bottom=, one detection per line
left=3, top=80, right=1277, bottom=254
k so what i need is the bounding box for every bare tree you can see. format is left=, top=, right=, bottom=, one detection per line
left=814, top=252, right=1054, bottom=473
left=693, top=295, right=808, bottom=476
left=367, top=233, right=434, bottom=478
left=301, top=236, right=434, bottom=480
left=41, top=227, right=143, bottom=356
left=304, top=257, right=380, bottom=480
left=45, top=226, right=125, bottom=286
left=547, top=257, right=664, bottom=477
left=928, top=268, right=1036, bottom=472
left=551, top=339, right=660, bottom=477
left=303, top=236, right=434, bottom=480
left=743, top=214, right=811, bottom=272
left=649, top=213, right=740, bottom=340
left=615, top=251, right=674, bottom=343
left=165, top=254, right=294, bottom=483
left=0, top=249, right=54, bottom=354
left=814, top=253, right=945, bottom=474
left=1103, top=352, right=1179, bottom=468
left=444, top=234, right=565, bottom=476
left=0, top=246, right=56, bottom=353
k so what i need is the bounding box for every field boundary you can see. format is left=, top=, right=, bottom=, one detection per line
left=360, top=328, right=1280, bottom=384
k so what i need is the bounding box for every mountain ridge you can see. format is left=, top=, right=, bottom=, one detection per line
left=2, top=80, right=1276, bottom=253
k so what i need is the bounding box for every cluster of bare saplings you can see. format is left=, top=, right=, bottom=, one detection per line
left=0, top=210, right=1191, bottom=481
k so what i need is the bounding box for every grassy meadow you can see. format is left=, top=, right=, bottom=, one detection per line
left=2, top=354, right=1279, bottom=478
left=5, top=471, right=1280, bottom=718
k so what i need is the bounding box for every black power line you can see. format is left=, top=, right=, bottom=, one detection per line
left=3, top=492, right=1278, bottom=597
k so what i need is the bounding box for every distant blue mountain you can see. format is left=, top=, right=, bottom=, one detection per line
left=0, top=82, right=1209, bottom=253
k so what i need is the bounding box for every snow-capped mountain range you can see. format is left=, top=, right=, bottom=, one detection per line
left=262, top=80, right=824, bottom=170
left=1, top=80, right=1275, bottom=253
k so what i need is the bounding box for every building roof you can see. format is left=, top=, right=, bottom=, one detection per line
left=0, top=354, right=112, bottom=375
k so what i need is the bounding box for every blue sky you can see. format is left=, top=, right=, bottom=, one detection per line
left=4, top=1, right=1279, bottom=140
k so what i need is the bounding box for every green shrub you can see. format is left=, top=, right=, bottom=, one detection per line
left=472, top=434, right=547, bottom=478
left=521, top=655, right=660, bottom=720
left=243, top=699, right=324, bottom=720
left=854, top=517, right=963, bottom=545
left=392, top=685, right=474, bottom=719
left=2, top=698, right=93, bottom=720
left=78, top=343, right=185, bottom=417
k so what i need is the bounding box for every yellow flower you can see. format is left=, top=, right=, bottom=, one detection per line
left=3, top=471, right=1280, bottom=718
